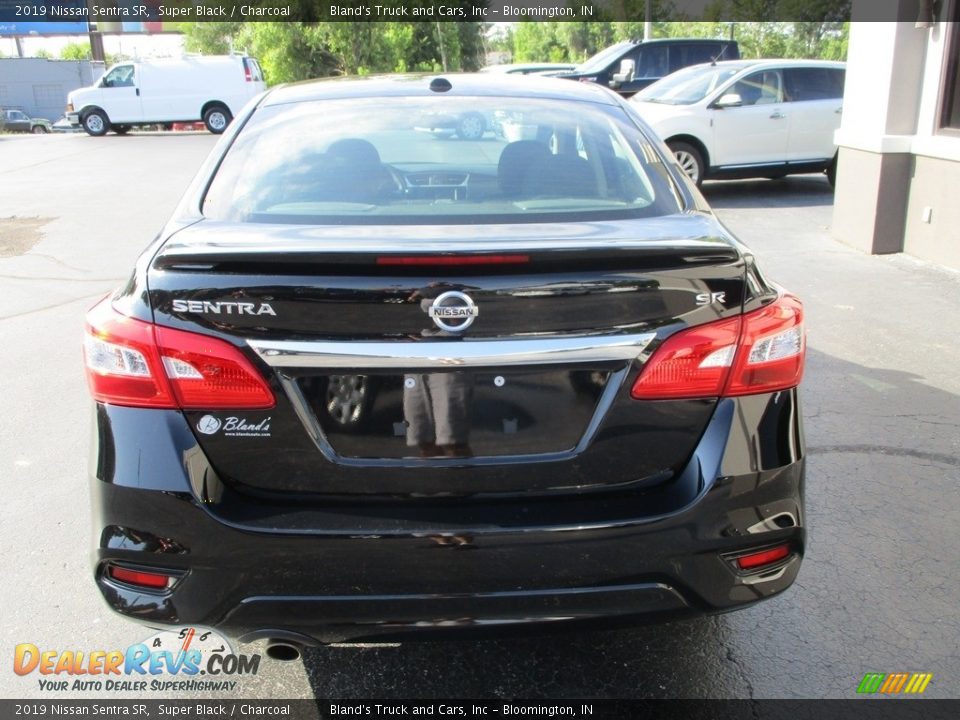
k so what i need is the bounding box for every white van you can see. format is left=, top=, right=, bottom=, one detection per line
left=66, top=55, right=266, bottom=136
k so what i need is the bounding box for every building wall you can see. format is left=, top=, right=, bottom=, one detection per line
left=833, top=8, right=960, bottom=271
left=903, top=155, right=960, bottom=268
left=0, top=59, right=104, bottom=120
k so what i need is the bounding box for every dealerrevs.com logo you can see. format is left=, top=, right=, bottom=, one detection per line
left=13, top=627, right=260, bottom=693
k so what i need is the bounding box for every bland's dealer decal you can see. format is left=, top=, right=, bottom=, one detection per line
left=197, top=415, right=271, bottom=437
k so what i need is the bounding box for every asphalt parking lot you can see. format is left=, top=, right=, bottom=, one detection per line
left=1, top=132, right=958, bottom=700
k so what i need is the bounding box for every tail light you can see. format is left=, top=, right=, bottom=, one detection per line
left=243, top=59, right=252, bottom=82
left=84, top=298, right=274, bottom=410
left=632, top=294, right=804, bottom=400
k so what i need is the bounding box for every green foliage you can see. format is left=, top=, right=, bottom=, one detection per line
left=180, top=14, right=848, bottom=85
left=105, top=52, right=131, bottom=66
left=59, top=42, right=92, bottom=61
left=509, top=20, right=847, bottom=64
left=181, top=19, right=485, bottom=84
left=33, top=49, right=53, bottom=59
left=182, top=22, right=239, bottom=55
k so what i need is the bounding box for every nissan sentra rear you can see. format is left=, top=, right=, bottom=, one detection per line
left=83, top=75, right=805, bottom=651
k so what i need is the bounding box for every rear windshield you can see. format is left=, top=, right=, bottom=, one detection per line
left=201, top=96, right=682, bottom=225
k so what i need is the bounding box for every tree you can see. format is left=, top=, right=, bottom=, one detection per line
left=182, top=22, right=240, bottom=55
left=180, top=19, right=485, bottom=82
left=60, top=42, right=92, bottom=61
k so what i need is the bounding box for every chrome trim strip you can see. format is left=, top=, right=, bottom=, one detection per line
left=249, top=333, right=657, bottom=369
left=740, top=565, right=789, bottom=586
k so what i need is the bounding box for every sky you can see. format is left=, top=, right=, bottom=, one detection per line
left=0, top=32, right=184, bottom=60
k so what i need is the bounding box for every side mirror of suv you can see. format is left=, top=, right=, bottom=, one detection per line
left=714, top=92, right=743, bottom=108
left=610, top=58, right=636, bottom=89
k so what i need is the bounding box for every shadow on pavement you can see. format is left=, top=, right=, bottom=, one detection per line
left=300, top=615, right=749, bottom=698
left=289, top=346, right=960, bottom=700
left=702, top=175, right=834, bottom=210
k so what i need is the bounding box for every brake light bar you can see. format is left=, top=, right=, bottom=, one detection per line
left=631, top=294, right=804, bottom=400
left=376, top=254, right=530, bottom=267
left=83, top=298, right=274, bottom=410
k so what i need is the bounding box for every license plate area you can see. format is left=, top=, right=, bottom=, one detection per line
left=295, top=368, right=616, bottom=461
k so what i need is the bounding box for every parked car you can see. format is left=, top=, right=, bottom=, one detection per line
left=480, top=62, right=577, bottom=76
left=66, top=55, right=266, bottom=136
left=556, top=38, right=740, bottom=96
left=83, top=73, right=806, bottom=651
left=630, top=59, right=846, bottom=186
left=1, top=108, right=52, bottom=133
left=414, top=108, right=495, bottom=140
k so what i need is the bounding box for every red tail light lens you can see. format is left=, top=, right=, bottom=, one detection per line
left=84, top=299, right=175, bottom=408
left=631, top=294, right=804, bottom=400
left=155, top=326, right=275, bottom=409
left=631, top=317, right=741, bottom=399
left=735, top=544, right=791, bottom=570
left=725, top=294, right=804, bottom=396
left=243, top=59, right=252, bottom=82
left=84, top=298, right=274, bottom=410
left=107, top=565, right=173, bottom=590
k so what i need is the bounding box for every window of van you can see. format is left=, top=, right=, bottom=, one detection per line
left=102, top=65, right=135, bottom=88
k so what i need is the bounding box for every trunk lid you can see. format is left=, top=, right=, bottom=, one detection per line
left=148, top=216, right=745, bottom=498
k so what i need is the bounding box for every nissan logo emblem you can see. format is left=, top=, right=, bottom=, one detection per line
left=427, top=291, right=479, bottom=332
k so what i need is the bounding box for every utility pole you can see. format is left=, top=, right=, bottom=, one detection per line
left=644, top=0, right=653, bottom=41
left=86, top=1, right=105, bottom=62
left=435, top=22, right=449, bottom=72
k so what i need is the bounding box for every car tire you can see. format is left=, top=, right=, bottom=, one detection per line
left=31, top=125, right=49, bottom=134
left=203, top=105, right=232, bottom=134
left=826, top=154, right=838, bottom=189
left=456, top=112, right=486, bottom=141
left=82, top=109, right=109, bottom=137
left=111, top=124, right=131, bottom=135
left=668, top=140, right=704, bottom=186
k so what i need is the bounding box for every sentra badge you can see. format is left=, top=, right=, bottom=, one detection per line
left=172, top=299, right=276, bottom=316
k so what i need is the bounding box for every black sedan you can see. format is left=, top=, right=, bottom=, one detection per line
left=83, top=74, right=806, bottom=658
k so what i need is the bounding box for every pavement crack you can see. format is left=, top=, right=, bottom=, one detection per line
left=0, top=291, right=110, bottom=321
left=0, top=274, right=124, bottom=282
left=806, top=444, right=960, bottom=468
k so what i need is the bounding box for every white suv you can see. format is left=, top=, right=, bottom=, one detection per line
left=630, top=59, right=845, bottom=186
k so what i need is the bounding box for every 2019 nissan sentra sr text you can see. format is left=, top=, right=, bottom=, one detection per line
left=83, top=74, right=806, bottom=646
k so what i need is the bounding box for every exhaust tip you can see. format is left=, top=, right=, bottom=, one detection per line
left=265, top=641, right=302, bottom=662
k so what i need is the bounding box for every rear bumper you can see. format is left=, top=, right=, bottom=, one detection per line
left=90, top=391, right=805, bottom=643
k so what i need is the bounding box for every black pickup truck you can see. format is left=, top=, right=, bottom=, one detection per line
left=556, top=37, right=741, bottom=96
